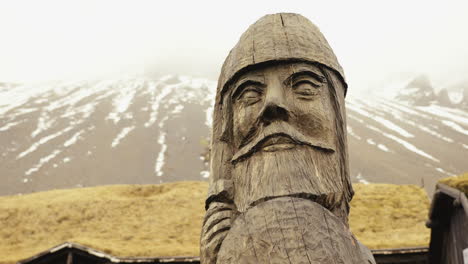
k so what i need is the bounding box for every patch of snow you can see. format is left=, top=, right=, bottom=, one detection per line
left=441, top=120, right=468, bottom=136
left=347, top=102, right=414, bottom=138
left=31, top=112, right=55, bottom=138
left=64, top=130, right=84, bottom=147
left=106, top=80, right=142, bottom=124
left=63, top=157, right=71, bottom=163
left=377, top=144, right=390, bottom=152
left=200, top=170, right=210, bottom=178
left=347, top=126, right=361, bottom=140
left=435, top=167, right=454, bottom=176
left=45, top=81, right=105, bottom=113
left=17, top=127, right=73, bottom=159
left=145, top=81, right=174, bottom=128
left=204, top=83, right=216, bottom=128
left=381, top=100, right=432, bottom=119
left=61, top=102, right=96, bottom=120
left=111, top=126, right=135, bottom=148
left=373, top=115, right=414, bottom=138
left=12, top=107, right=39, bottom=115
left=124, top=112, right=133, bottom=119
left=366, top=125, right=439, bottom=162
left=418, top=105, right=468, bottom=126
left=25, top=149, right=61, bottom=175
left=411, top=121, right=454, bottom=142
left=0, top=120, right=23, bottom=132
left=356, top=173, right=369, bottom=184
left=152, top=112, right=173, bottom=177
left=366, top=138, right=376, bottom=145
left=205, top=105, right=214, bottom=127
left=346, top=103, right=372, bottom=118
left=171, top=104, right=184, bottom=114
left=155, top=131, right=167, bottom=177
left=380, top=103, right=453, bottom=142
left=0, top=83, right=54, bottom=116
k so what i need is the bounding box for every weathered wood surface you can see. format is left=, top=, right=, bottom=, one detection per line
left=428, top=183, right=468, bottom=264
left=201, top=12, right=374, bottom=264
left=217, top=197, right=368, bottom=264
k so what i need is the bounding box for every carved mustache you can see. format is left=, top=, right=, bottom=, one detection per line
left=231, top=122, right=335, bottom=163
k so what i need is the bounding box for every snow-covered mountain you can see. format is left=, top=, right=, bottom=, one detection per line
left=1, top=75, right=467, bottom=196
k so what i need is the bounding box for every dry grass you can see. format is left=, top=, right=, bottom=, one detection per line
left=0, top=182, right=430, bottom=263
left=350, top=183, right=430, bottom=249
left=438, top=172, right=468, bottom=195
left=0, top=182, right=207, bottom=264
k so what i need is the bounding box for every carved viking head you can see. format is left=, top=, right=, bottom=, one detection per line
left=208, top=13, right=353, bottom=222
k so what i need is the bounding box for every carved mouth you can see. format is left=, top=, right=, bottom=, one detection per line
left=258, top=134, right=296, bottom=152
left=231, top=122, right=336, bottom=164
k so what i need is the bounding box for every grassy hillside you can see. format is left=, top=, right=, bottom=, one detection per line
left=0, top=182, right=430, bottom=264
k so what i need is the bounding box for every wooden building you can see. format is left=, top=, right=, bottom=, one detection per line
left=17, top=242, right=200, bottom=264
left=426, top=183, right=468, bottom=264
left=372, top=247, right=428, bottom=264
left=19, top=242, right=431, bottom=264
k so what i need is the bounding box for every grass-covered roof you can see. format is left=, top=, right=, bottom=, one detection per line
left=0, top=181, right=430, bottom=264
left=438, top=172, right=468, bottom=195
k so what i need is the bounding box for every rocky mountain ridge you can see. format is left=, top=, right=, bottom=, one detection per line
left=396, top=75, right=468, bottom=109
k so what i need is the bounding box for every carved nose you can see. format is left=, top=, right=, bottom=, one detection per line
left=260, top=102, right=289, bottom=124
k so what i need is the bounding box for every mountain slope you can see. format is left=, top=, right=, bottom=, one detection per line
left=0, top=76, right=467, bottom=196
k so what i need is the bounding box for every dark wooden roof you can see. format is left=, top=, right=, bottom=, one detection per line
left=371, top=247, right=428, bottom=264
left=18, top=242, right=436, bottom=264
left=18, top=242, right=200, bottom=264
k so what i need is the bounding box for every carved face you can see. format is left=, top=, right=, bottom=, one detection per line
left=226, top=61, right=344, bottom=212
left=230, top=61, right=336, bottom=163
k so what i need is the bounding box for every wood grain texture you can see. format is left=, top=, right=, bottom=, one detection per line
left=217, top=197, right=369, bottom=264
left=201, top=12, right=374, bottom=264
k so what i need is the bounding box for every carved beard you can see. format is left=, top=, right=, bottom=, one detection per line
left=231, top=144, right=344, bottom=213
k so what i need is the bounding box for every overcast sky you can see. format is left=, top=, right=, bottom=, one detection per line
left=1, top=0, right=467, bottom=94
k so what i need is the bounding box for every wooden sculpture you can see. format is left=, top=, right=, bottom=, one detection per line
left=201, top=13, right=376, bottom=264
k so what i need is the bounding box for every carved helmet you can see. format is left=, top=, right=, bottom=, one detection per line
left=217, top=12, right=347, bottom=99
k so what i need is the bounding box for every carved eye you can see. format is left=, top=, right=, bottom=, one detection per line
left=293, top=81, right=320, bottom=98
left=238, top=87, right=262, bottom=105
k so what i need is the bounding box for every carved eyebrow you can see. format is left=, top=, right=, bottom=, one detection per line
left=283, top=70, right=326, bottom=86
left=232, top=78, right=265, bottom=99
